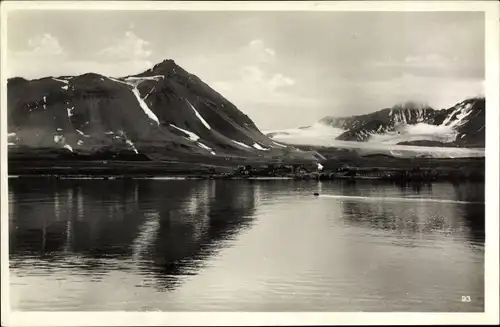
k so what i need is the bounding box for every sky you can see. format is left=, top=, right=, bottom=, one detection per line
left=7, top=10, right=485, bottom=130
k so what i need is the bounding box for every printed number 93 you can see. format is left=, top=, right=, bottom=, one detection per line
left=461, top=296, right=471, bottom=302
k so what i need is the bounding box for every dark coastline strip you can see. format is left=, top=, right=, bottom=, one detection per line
left=7, top=153, right=485, bottom=183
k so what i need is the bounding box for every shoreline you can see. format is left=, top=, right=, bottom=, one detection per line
left=7, top=151, right=485, bottom=183
left=7, top=175, right=296, bottom=181
left=7, top=170, right=484, bottom=183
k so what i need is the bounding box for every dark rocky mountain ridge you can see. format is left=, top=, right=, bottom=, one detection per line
left=7, top=59, right=308, bottom=163
left=318, top=98, right=485, bottom=147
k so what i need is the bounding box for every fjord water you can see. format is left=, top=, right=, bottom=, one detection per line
left=9, top=178, right=484, bottom=312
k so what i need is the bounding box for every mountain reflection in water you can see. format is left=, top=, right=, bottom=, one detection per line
left=9, top=179, right=484, bottom=311
left=9, top=179, right=256, bottom=291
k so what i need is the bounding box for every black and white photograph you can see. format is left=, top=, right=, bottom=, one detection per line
left=1, top=1, right=499, bottom=326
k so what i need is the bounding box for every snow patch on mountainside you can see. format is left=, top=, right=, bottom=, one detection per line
left=441, top=101, right=474, bottom=127
left=76, top=129, right=90, bottom=138
left=197, top=142, right=216, bottom=155
left=108, top=76, right=160, bottom=125
left=188, top=101, right=211, bottom=130
left=53, top=134, right=73, bottom=152
left=125, top=139, right=139, bottom=154
left=272, top=141, right=287, bottom=148
left=232, top=140, right=251, bottom=149
left=253, top=143, right=270, bottom=151
left=124, top=75, right=164, bottom=85
left=52, top=77, right=69, bottom=84
left=107, top=76, right=129, bottom=86
left=144, top=87, right=156, bottom=100
left=131, top=87, right=160, bottom=125
left=124, top=76, right=164, bottom=102
left=170, top=124, right=200, bottom=141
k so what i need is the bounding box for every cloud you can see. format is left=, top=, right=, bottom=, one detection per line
left=374, top=54, right=458, bottom=69
left=236, top=65, right=295, bottom=93
left=25, top=33, right=66, bottom=56
left=8, top=33, right=68, bottom=77
left=403, top=54, right=458, bottom=67
left=205, top=40, right=301, bottom=125
left=335, top=73, right=485, bottom=112
left=98, top=31, right=152, bottom=61
left=8, top=57, right=153, bottom=79
left=269, top=73, right=295, bottom=90
left=8, top=31, right=155, bottom=78
left=207, top=39, right=295, bottom=94
left=383, top=74, right=484, bottom=109
left=364, top=52, right=484, bottom=81
left=174, top=38, right=300, bottom=118
left=246, top=39, right=276, bottom=63
left=172, top=39, right=307, bottom=129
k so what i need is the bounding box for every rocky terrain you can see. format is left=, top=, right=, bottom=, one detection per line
left=7, top=59, right=312, bottom=165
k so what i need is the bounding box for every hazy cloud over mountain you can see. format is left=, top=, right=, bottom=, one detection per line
left=7, top=11, right=484, bottom=129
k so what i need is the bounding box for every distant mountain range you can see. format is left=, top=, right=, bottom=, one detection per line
left=268, top=98, right=485, bottom=148
left=7, top=59, right=298, bottom=162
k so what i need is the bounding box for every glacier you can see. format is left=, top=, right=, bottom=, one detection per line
left=369, top=123, right=458, bottom=144
left=267, top=123, right=484, bottom=159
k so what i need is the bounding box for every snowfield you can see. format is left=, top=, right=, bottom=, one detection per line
left=369, top=123, right=457, bottom=144
left=265, top=123, right=345, bottom=146
left=267, top=123, right=484, bottom=159
left=266, top=123, right=345, bottom=140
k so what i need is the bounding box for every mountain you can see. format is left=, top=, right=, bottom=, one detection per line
left=317, top=98, right=485, bottom=147
left=7, top=59, right=300, bottom=163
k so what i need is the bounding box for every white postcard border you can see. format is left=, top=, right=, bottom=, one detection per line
left=1, top=1, right=498, bottom=326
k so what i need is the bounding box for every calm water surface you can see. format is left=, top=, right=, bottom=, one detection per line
left=9, top=178, right=485, bottom=311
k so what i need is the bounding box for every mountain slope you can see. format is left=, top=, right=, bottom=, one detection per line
left=317, top=98, right=485, bottom=147
left=7, top=59, right=294, bottom=162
